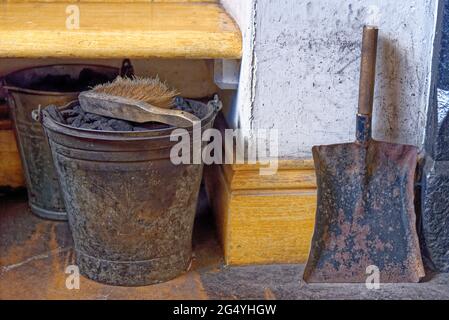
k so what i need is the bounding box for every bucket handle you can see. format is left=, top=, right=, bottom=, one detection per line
left=120, top=59, right=134, bottom=78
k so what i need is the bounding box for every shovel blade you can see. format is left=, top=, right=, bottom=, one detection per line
left=303, top=140, right=425, bottom=283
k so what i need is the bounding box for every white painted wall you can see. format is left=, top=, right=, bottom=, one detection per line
left=222, top=0, right=439, bottom=158
left=220, top=0, right=255, bottom=129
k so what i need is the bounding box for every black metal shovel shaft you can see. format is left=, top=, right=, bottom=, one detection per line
left=303, top=26, right=425, bottom=283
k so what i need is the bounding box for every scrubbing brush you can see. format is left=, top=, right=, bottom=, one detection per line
left=92, top=76, right=177, bottom=109
left=78, top=76, right=200, bottom=128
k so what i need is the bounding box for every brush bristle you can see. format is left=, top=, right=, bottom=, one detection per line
left=92, top=76, right=178, bottom=109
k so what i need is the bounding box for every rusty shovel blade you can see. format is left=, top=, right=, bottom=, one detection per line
left=303, top=140, right=425, bottom=283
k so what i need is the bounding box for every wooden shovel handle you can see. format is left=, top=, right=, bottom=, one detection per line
left=358, top=26, right=378, bottom=115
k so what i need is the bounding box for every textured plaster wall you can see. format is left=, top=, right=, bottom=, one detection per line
left=223, top=0, right=439, bottom=158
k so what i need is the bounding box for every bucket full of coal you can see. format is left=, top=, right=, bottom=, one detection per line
left=39, top=98, right=220, bottom=286
left=3, top=64, right=119, bottom=220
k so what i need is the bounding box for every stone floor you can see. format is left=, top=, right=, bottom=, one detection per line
left=1, top=191, right=448, bottom=300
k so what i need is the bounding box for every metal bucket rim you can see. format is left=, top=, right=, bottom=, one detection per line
left=3, top=63, right=119, bottom=96
left=41, top=99, right=218, bottom=141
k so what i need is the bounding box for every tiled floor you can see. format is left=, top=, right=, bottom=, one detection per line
left=1, top=191, right=448, bottom=300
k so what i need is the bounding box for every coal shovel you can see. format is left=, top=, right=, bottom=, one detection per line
left=303, top=26, right=425, bottom=283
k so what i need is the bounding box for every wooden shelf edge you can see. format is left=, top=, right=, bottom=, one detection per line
left=0, top=2, right=242, bottom=59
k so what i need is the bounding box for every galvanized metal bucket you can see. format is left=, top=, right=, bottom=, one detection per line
left=3, top=64, right=119, bottom=220
left=40, top=99, right=220, bottom=286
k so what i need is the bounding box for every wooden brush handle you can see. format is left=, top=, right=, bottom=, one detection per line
left=358, top=26, right=378, bottom=116
left=79, top=91, right=200, bottom=128
left=135, top=100, right=200, bottom=127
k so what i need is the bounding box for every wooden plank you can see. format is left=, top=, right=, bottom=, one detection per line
left=228, top=189, right=316, bottom=265
left=0, top=129, right=25, bottom=188
left=223, top=163, right=316, bottom=191
left=204, top=161, right=316, bottom=265
left=0, top=2, right=242, bottom=59
left=5, top=1, right=218, bottom=3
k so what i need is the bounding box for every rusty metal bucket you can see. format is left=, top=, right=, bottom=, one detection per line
left=40, top=99, right=220, bottom=286
left=3, top=64, right=119, bottom=220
